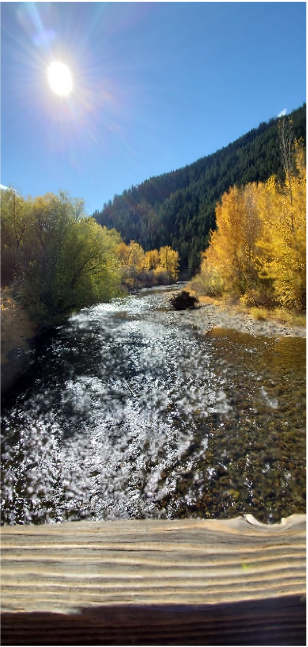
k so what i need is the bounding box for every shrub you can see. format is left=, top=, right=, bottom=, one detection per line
left=170, top=290, right=199, bottom=310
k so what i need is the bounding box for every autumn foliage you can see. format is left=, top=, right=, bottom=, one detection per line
left=192, top=137, right=306, bottom=310
left=117, top=241, right=179, bottom=289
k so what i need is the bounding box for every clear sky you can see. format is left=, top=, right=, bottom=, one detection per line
left=1, top=2, right=306, bottom=215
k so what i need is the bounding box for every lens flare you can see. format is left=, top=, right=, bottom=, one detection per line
left=47, top=61, right=73, bottom=96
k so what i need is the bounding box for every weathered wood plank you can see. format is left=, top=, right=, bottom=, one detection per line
left=1, top=515, right=306, bottom=645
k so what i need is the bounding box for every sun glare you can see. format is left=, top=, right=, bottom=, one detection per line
left=47, top=61, right=73, bottom=96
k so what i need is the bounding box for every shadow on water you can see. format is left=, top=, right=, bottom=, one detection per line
left=1, top=287, right=306, bottom=525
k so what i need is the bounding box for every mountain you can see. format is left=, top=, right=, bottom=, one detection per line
left=93, top=104, right=306, bottom=276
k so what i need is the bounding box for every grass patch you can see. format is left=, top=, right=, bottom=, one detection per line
left=250, top=307, right=268, bottom=321
left=248, top=306, right=306, bottom=326
left=272, top=308, right=306, bottom=327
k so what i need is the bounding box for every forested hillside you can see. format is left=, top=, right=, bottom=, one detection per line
left=93, top=104, right=306, bottom=276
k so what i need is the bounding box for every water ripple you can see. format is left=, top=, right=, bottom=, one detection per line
left=1, top=286, right=305, bottom=524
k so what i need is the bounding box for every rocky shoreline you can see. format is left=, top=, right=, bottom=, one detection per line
left=163, top=293, right=306, bottom=339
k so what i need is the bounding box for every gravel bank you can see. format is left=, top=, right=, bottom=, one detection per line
left=161, top=294, right=306, bottom=339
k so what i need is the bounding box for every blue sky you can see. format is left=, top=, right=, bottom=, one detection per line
left=1, top=2, right=306, bottom=215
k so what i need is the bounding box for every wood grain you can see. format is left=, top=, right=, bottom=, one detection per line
left=1, top=515, right=306, bottom=645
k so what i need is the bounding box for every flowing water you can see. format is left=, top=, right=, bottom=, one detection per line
left=1, top=285, right=306, bottom=525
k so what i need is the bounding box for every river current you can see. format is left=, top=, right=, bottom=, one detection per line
left=1, top=285, right=306, bottom=524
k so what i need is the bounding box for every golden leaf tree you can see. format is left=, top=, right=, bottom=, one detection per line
left=157, top=246, right=180, bottom=281
left=200, top=184, right=262, bottom=295
left=196, top=126, right=305, bottom=311
left=256, top=145, right=306, bottom=309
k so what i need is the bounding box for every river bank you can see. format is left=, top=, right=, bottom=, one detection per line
left=164, top=291, right=306, bottom=339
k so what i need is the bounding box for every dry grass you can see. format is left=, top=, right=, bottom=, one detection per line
left=248, top=306, right=306, bottom=327
left=271, top=308, right=306, bottom=327
left=250, top=307, right=268, bottom=321
left=194, top=291, right=306, bottom=328
left=197, top=295, right=219, bottom=306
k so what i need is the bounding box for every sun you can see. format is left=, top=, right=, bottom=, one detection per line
left=47, top=61, right=73, bottom=96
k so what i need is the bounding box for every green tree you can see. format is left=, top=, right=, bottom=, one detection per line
left=1, top=191, right=123, bottom=327
left=1, top=188, right=32, bottom=286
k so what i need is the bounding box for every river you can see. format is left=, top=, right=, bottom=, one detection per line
left=1, top=284, right=305, bottom=525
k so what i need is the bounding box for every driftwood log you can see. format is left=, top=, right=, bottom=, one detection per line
left=1, top=514, right=306, bottom=645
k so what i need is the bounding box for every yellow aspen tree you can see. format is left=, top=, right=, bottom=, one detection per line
left=290, top=147, right=306, bottom=308
left=127, top=241, right=145, bottom=272
left=144, top=249, right=159, bottom=271
left=278, top=115, right=296, bottom=209
left=119, top=240, right=146, bottom=288
left=200, top=183, right=262, bottom=298
left=117, top=242, right=131, bottom=266
left=199, top=237, right=225, bottom=296
left=256, top=146, right=306, bottom=309
left=158, top=246, right=179, bottom=281
left=202, top=186, right=248, bottom=294
left=241, top=183, right=263, bottom=289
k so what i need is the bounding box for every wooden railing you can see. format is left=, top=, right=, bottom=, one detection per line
left=1, top=514, right=306, bottom=645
